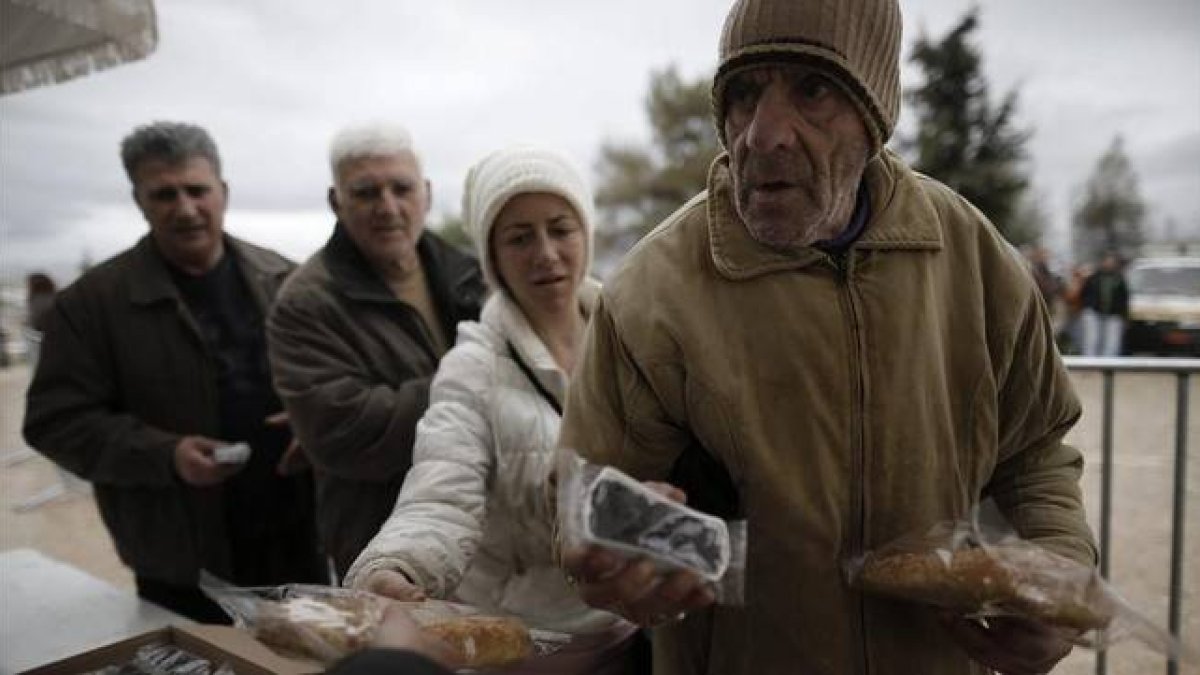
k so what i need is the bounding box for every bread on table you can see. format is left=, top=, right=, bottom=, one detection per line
left=420, top=615, right=534, bottom=668
left=255, top=594, right=382, bottom=662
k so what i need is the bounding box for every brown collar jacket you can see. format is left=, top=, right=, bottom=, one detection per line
left=267, top=226, right=484, bottom=577
left=560, top=150, right=1096, bottom=675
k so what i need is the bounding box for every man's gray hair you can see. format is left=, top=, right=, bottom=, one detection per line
left=329, top=121, right=422, bottom=177
left=120, top=121, right=221, bottom=182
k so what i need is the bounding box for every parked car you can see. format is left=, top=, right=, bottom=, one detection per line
left=1124, top=257, right=1200, bottom=356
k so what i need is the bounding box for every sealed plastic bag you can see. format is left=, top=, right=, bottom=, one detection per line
left=200, top=573, right=567, bottom=669
left=200, top=572, right=387, bottom=664
left=844, top=503, right=1194, bottom=662
left=398, top=598, right=570, bottom=669
left=555, top=449, right=747, bottom=604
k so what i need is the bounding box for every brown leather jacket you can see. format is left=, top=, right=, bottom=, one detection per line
left=561, top=151, right=1096, bottom=675
left=267, top=226, right=484, bottom=577
left=24, top=235, right=296, bottom=584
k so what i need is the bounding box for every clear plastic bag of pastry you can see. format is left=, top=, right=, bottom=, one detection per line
left=843, top=501, right=1194, bottom=662
left=396, top=598, right=571, bottom=669
left=199, top=573, right=568, bottom=670
left=555, top=448, right=747, bottom=604
left=199, top=572, right=387, bottom=664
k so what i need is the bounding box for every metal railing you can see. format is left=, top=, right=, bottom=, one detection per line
left=1062, top=357, right=1199, bottom=675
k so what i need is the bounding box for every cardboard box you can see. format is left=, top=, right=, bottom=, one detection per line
left=23, top=624, right=322, bottom=675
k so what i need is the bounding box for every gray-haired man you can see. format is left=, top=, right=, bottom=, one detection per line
left=24, top=121, right=324, bottom=622
left=268, top=122, right=485, bottom=579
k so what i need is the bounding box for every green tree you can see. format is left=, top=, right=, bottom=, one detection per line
left=904, top=10, right=1034, bottom=245
left=1071, top=136, right=1146, bottom=264
left=1010, top=191, right=1050, bottom=248
left=595, top=66, right=719, bottom=239
left=429, top=212, right=472, bottom=253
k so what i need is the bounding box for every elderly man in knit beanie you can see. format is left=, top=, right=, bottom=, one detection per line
left=559, top=0, right=1096, bottom=674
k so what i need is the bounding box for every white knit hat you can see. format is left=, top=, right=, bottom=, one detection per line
left=462, top=145, right=595, bottom=292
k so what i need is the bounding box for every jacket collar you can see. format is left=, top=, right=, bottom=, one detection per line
left=322, top=223, right=397, bottom=303
left=707, top=150, right=944, bottom=281
left=483, top=277, right=602, bottom=401
left=322, top=223, right=484, bottom=308
left=126, top=233, right=289, bottom=307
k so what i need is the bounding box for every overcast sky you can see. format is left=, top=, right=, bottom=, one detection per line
left=1, top=0, right=1197, bottom=285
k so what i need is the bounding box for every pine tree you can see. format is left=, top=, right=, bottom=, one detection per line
left=1071, top=136, right=1146, bottom=264
left=594, top=66, right=719, bottom=240
left=430, top=212, right=472, bottom=253
left=904, top=10, right=1035, bottom=245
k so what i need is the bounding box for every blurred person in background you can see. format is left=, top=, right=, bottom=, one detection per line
left=1024, top=246, right=1063, bottom=334
left=23, top=121, right=324, bottom=622
left=1060, top=263, right=1093, bottom=355
left=1079, top=252, right=1129, bottom=356
left=268, top=122, right=485, bottom=580
left=23, top=272, right=57, bottom=365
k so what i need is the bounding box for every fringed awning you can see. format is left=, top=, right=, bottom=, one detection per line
left=1, top=0, right=158, bottom=95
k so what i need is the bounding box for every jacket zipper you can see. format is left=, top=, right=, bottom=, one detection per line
left=832, top=250, right=870, bottom=675
left=174, top=299, right=220, bottom=430
left=173, top=298, right=218, bottom=567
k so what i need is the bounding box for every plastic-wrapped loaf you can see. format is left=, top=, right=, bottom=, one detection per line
left=856, top=545, right=1114, bottom=632
left=403, top=599, right=566, bottom=668
left=254, top=593, right=383, bottom=662
left=845, top=507, right=1199, bottom=663
left=201, top=574, right=566, bottom=668
left=420, top=616, right=533, bottom=668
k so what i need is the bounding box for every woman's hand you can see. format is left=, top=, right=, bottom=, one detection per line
left=365, top=569, right=427, bottom=602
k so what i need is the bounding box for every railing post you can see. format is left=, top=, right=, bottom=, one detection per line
left=1061, top=357, right=1200, bottom=675
left=1096, top=371, right=1115, bottom=675
left=1166, top=373, right=1189, bottom=675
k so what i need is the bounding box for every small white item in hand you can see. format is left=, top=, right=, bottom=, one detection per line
left=213, top=442, right=251, bottom=464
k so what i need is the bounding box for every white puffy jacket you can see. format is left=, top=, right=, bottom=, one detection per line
left=344, top=280, right=620, bottom=635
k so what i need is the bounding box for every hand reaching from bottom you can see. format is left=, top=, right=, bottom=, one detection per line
left=372, top=602, right=462, bottom=669
left=940, top=612, right=1077, bottom=675
left=365, top=569, right=427, bottom=602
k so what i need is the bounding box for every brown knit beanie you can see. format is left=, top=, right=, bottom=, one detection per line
left=712, top=0, right=903, bottom=155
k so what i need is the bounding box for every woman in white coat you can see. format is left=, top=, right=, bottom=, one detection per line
left=344, top=146, right=639, bottom=673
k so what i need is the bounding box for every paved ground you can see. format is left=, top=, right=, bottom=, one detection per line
left=1, top=363, right=1196, bottom=673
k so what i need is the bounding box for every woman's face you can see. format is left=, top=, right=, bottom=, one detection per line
left=491, top=192, right=586, bottom=319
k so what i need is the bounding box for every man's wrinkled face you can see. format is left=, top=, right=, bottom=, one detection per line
left=723, top=63, right=872, bottom=249
left=331, top=151, right=429, bottom=273
left=132, top=156, right=227, bottom=273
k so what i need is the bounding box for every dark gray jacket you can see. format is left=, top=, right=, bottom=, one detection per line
left=23, top=235, right=296, bottom=584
